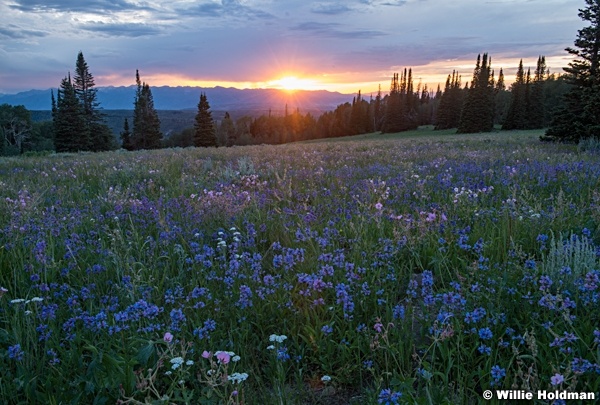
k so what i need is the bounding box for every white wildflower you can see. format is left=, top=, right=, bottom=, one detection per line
left=269, top=334, right=287, bottom=343
left=10, top=299, right=25, bottom=304
left=228, top=372, right=249, bottom=384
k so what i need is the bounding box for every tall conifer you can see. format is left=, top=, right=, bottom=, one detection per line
left=132, top=70, right=162, bottom=149
left=458, top=53, right=495, bottom=133
left=73, top=52, right=114, bottom=151
left=54, top=74, right=85, bottom=152
left=544, top=0, right=600, bottom=142
left=194, top=93, right=217, bottom=147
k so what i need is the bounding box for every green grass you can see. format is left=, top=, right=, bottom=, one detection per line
left=0, top=128, right=598, bottom=404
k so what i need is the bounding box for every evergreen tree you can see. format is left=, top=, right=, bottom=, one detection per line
left=120, top=118, right=133, bottom=151
left=350, top=90, right=370, bottom=134
left=528, top=56, right=547, bottom=129
left=73, top=51, right=114, bottom=151
left=458, top=53, right=495, bottom=133
left=382, top=69, right=418, bottom=133
left=494, top=68, right=511, bottom=125
left=435, top=71, right=463, bottom=129
left=373, top=85, right=384, bottom=131
left=132, top=70, right=163, bottom=149
left=194, top=93, right=217, bottom=147
left=219, top=112, right=236, bottom=147
left=54, top=74, right=86, bottom=152
left=503, top=60, right=528, bottom=130
left=544, top=0, right=600, bottom=142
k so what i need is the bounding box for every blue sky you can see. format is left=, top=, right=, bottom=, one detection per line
left=0, top=0, right=584, bottom=94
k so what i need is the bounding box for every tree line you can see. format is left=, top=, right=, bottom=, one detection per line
left=0, top=0, right=598, bottom=155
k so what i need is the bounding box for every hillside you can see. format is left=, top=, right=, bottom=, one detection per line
left=0, top=86, right=352, bottom=113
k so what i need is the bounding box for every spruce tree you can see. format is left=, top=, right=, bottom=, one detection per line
left=382, top=70, right=418, bottom=133
left=120, top=118, right=133, bottom=150
left=54, top=74, right=86, bottom=152
left=132, top=70, right=163, bottom=149
left=494, top=68, right=511, bottom=125
left=544, top=0, right=600, bottom=142
left=503, top=60, right=528, bottom=130
left=194, top=93, right=217, bottom=147
left=435, top=71, right=463, bottom=130
left=220, top=112, right=236, bottom=147
left=73, top=51, right=114, bottom=151
left=373, top=85, right=384, bottom=131
left=458, top=53, right=495, bottom=133
left=528, top=56, right=547, bottom=129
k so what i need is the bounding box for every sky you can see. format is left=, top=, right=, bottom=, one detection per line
left=0, top=0, right=585, bottom=95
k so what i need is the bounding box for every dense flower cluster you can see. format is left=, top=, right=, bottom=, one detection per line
left=1, top=136, right=599, bottom=402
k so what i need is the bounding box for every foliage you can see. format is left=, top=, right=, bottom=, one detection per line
left=0, top=104, right=32, bottom=156
left=544, top=0, right=600, bottom=142
left=132, top=70, right=163, bottom=150
left=457, top=53, right=495, bottom=133
left=51, top=53, right=116, bottom=153
left=382, top=69, right=419, bottom=133
left=0, top=128, right=599, bottom=403
left=194, top=93, right=217, bottom=148
left=503, top=56, right=548, bottom=130
left=53, top=74, right=87, bottom=152
left=435, top=71, right=463, bottom=130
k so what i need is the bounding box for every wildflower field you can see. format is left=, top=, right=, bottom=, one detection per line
left=0, top=128, right=599, bottom=404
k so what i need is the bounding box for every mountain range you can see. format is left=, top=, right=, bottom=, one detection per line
left=0, top=86, right=354, bottom=115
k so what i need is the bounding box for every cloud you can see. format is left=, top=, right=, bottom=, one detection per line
left=183, top=0, right=274, bottom=20
left=79, top=21, right=162, bottom=37
left=291, top=22, right=386, bottom=39
left=9, top=0, right=153, bottom=14
left=310, top=2, right=352, bottom=15
left=0, top=24, right=47, bottom=39
left=359, top=0, right=407, bottom=6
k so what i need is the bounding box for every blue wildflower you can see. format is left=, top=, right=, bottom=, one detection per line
left=8, top=344, right=24, bottom=361
left=378, top=388, right=402, bottom=404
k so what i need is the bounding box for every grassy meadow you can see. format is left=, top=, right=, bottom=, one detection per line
left=0, top=128, right=599, bottom=404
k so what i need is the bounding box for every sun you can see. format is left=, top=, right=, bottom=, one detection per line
left=269, top=75, right=320, bottom=91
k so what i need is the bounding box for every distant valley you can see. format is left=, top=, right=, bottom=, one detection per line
left=0, top=86, right=353, bottom=113
left=1, top=86, right=354, bottom=136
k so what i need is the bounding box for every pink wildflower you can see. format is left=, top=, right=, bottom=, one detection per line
left=163, top=332, right=173, bottom=343
left=216, top=352, right=231, bottom=364
left=375, top=202, right=383, bottom=210
left=201, top=350, right=212, bottom=359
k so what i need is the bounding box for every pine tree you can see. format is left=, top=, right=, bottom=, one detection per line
left=132, top=70, right=163, bottom=149
left=382, top=70, right=418, bottom=133
left=544, top=0, right=600, bottom=142
left=194, top=93, right=217, bottom=147
left=120, top=118, right=133, bottom=150
left=373, top=85, right=384, bottom=131
left=350, top=90, right=368, bottom=134
left=54, top=74, right=86, bottom=152
left=503, top=60, right=528, bottom=130
left=436, top=71, right=463, bottom=129
left=458, top=53, right=495, bottom=133
left=73, top=51, right=114, bottom=151
left=528, top=56, right=547, bottom=129
left=220, top=112, right=236, bottom=147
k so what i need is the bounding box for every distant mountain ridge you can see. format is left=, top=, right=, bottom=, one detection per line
left=0, top=86, right=354, bottom=113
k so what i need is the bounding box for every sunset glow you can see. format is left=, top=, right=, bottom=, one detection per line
left=0, top=0, right=581, bottom=95
left=267, top=76, right=323, bottom=92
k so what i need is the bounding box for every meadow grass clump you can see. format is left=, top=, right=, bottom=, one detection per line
left=0, top=128, right=599, bottom=403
